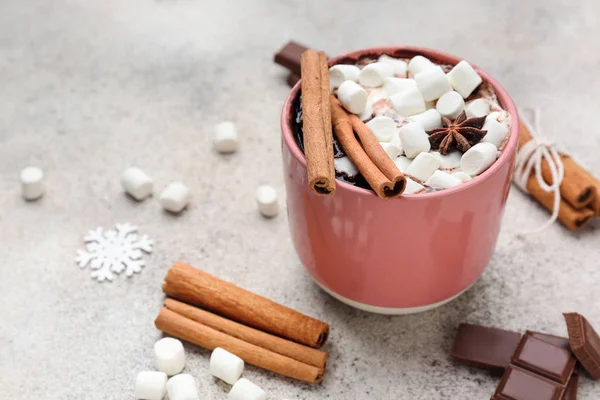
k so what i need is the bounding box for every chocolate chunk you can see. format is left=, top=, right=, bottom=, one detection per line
left=564, top=371, right=579, bottom=400
left=451, top=323, right=522, bottom=371
left=511, top=335, right=576, bottom=384
left=493, top=365, right=565, bottom=400
left=287, top=73, right=300, bottom=88
left=274, top=41, right=310, bottom=76
left=526, top=331, right=571, bottom=351
left=564, top=312, right=600, bottom=379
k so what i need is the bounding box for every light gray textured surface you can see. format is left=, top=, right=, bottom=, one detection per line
left=1, top=0, right=599, bottom=399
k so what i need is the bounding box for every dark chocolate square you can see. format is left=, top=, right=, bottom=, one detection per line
left=525, top=331, right=571, bottom=352
left=564, top=312, right=600, bottom=380
left=493, top=365, right=564, bottom=400
left=511, top=335, right=576, bottom=384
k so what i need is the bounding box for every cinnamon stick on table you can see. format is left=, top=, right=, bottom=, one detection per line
left=330, top=96, right=405, bottom=199
left=301, top=49, right=335, bottom=195
left=164, top=298, right=327, bottom=369
left=519, top=121, right=597, bottom=209
left=162, top=262, right=330, bottom=348
left=155, top=308, right=324, bottom=384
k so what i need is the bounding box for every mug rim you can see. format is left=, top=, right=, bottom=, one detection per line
left=280, top=46, right=520, bottom=199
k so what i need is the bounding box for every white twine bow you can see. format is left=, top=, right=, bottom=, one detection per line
left=514, top=107, right=565, bottom=234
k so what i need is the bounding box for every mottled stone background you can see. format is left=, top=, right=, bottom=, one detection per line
left=1, top=0, right=599, bottom=399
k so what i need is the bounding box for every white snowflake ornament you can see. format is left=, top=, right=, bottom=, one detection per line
left=76, top=223, right=154, bottom=282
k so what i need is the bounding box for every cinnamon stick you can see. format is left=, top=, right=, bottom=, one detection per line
left=301, top=49, right=335, bottom=195
left=162, top=262, right=330, bottom=348
left=164, top=298, right=327, bottom=369
left=519, top=121, right=597, bottom=209
left=330, top=95, right=405, bottom=199
left=155, top=308, right=324, bottom=383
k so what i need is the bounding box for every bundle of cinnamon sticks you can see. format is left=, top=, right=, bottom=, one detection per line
left=301, top=49, right=406, bottom=199
left=519, top=122, right=600, bottom=230
left=155, top=262, right=329, bottom=383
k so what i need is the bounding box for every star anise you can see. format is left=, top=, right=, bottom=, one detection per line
left=427, top=111, right=487, bottom=155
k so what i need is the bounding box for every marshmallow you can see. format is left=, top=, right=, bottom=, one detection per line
left=359, top=101, right=373, bottom=121
left=136, top=371, right=168, bottom=400
left=447, top=60, right=483, bottom=98
left=20, top=166, right=44, bottom=201
left=452, top=171, right=473, bottom=182
left=436, top=91, right=465, bottom=119
left=363, top=89, right=388, bottom=119
left=430, top=151, right=462, bottom=169
left=394, top=156, right=412, bottom=173
left=414, top=66, right=453, bottom=101
left=389, top=87, right=426, bottom=117
left=334, top=156, right=359, bottom=178
left=425, top=170, right=462, bottom=189
left=379, top=142, right=402, bottom=159
left=404, top=177, right=425, bottom=194
left=159, top=182, right=190, bottom=214
left=389, top=130, right=404, bottom=154
left=228, top=378, right=266, bottom=400
left=378, top=55, right=408, bottom=77
left=408, top=55, right=436, bottom=77
left=481, top=112, right=510, bottom=148
left=167, top=374, right=199, bottom=400
left=461, top=142, right=498, bottom=176
left=409, top=109, right=442, bottom=131
left=383, top=77, right=417, bottom=96
left=337, top=80, right=368, bottom=114
left=329, top=64, right=360, bottom=89
left=405, top=152, right=441, bottom=182
left=358, top=62, right=394, bottom=87
left=366, top=116, right=397, bottom=142
left=214, top=121, right=238, bottom=154
left=255, top=185, right=278, bottom=218
left=210, top=347, right=244, bottom=385
left=398, top=122, right=431, bottom=158
left=120, top=167, right=153, bottom=201
left=154, top=337, right=185, bottom=375
left=466, top=98, right=490, bottom=118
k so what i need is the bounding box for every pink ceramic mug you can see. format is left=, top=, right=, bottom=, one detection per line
left=280, top=46, right=519, bottom=314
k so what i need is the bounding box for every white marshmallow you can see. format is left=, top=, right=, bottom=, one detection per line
left=430, top=151, right=462, bottom=169
left=362, top=89, right=388, bottom=120
left=394, top=156, right=412, bottom=173
left=378, top=55, right=408, bottom=77
left=120, top=167, right=153, bottom=201
left=358, top=62, right=394, bottom=87
left=408, top=55, right=435, bottom=77
left=398, top=122, right=431, bottom=158
left=255, top=185, right=278, bottom=218
left=405, top=152, right=441, bottom=182
left=404, top=177, right=425, bottom=194
left=383, top=77, right=417, bottom=96
left=154, top=337, right=185, bottom=375
left=452, top=171, right=473, bottom=182
left=136, top=371, right=167, bottom=400
left=425, top=170, right=462, bottom=189
left=389, top=131, right=404, bottom=155
left=167, top=374, right=199, bottom=400
left=466, top=98, right=490, bottom=118
left=447, top=60, right=482, bottom=98
left=159, top=182, right=190, bottom=214
left=329, top=64, right=360, bottom=89
left=334, top=156, right=359, bottom=178
left=359, top=101, right=373, bottom=121
left=214, top=121, right=238, bottom=154
left=210, top=347, right=244, bottom=385
left=228, top=378, right=266, bottom=400
left=20, top=166, right=44, bottom=201
left=409, top=109, right=442, bottom=131
left=436, top=91, right=465, bottom=119
left=481, top=112, right=510, bottom=148
left=379, top=142, right=402, bottom=159
left=389, top=87, right=426, bottom=117
left=337, top=81, right=368, bottom=114
left=366, top=116, right=397, bottom=142
left=461, top=142, right=498, bottom=176
left=414, top=66, right=453, bottom=101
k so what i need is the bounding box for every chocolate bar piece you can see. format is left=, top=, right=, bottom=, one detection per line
left=511, top=335, right=576, bottom=384
left=286, top=73, right=300, bottom=88
left=564, top=312, right=600, bottom=379
left=564, top=371, right=579, bottom=400
left=526, top=331, right=571, bottom=351
left=492, top=365, right=564, bottom=400
left=451, top=323, right=522, bottom=371
left=274, top=41, right=309, bottom=76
